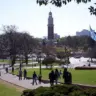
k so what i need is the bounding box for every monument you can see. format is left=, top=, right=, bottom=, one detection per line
left=47, top=11, right=55, bottom=45
left=48, top=11, right=54, bottom=40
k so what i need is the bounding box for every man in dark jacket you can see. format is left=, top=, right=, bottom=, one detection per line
left=49, top=70, right=55, bottom=86
left=54, top=69, right=59, bottom=85
left=63, top=68, right=72, bottom=84
left=24, top=69, right=27, bottom=80
left=19, top=70, right=22, bottom=80
left=32, top=71, right=37, bottom=85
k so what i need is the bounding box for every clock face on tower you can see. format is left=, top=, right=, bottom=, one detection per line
left=48, top=11, right=54, bottom=40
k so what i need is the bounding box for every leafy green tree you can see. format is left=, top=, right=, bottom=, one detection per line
left=36, top=0, right=96, bottom=16
left=42, top=56, right=55, bottom=69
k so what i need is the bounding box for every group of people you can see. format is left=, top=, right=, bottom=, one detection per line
left=3, top=65, right=72, bottom=86
left=49, top=68, right=72, bottom=86
left=18, top=69, right=42, bottom=85
left=18, top=69, right=27, bottom=80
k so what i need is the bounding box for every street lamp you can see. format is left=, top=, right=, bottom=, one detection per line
left=38, top=51, right=42, bottom=76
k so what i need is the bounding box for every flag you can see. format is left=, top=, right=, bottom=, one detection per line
left=90, top=26, right=96, bottom=41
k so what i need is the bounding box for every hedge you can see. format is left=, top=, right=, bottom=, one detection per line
left=21, top=84, right=96, bottom=96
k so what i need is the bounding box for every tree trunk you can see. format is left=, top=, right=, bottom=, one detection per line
left=11, top=55, right=16, bottom=66
left=25, top=54, right=28, bottom=65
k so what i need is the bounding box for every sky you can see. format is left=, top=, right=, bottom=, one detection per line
left=0, top=0, right=96, bottom=38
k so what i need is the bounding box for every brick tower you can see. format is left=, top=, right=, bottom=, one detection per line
left=48, top=11, right=54, bottom=40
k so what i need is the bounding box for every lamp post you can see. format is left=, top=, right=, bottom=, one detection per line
left=38, top=51, right=42, bottom=76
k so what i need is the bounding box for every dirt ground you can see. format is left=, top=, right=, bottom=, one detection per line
left=0, top=79, right=26, bottom=92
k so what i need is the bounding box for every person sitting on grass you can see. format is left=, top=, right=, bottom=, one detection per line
left=32, top=71, right=37, bottom=85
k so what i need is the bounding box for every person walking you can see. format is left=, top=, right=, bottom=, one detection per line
left=54, top=69, right=59, bottom=85
left=63, top=68, right=72, bottom=84
left=38, top=75, right=42, bottom=84
left=32, top=71, right=37, bottom=85
left=19, top=70, right=22, bottom=80
left=5, top=67, right=8, bottom=73
left=23, top=69, right=27, bottom=80
left=49, top=70, right=55, bottom=86
left=12, top=66, right=14, bottom=75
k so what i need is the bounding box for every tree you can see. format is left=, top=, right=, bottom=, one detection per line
left=3, top=25, right=18, bottom=66
left=37, top=0, right=96, bottom=16
left=87, top=46, right=96, bottom=62
left=1, top=25, right=39, bottom=66
left=56, top=47, right=71, bottom=67
left=42, top=56, right=55, bottom=69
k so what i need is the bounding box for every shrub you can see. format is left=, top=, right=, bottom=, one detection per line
left=21, top=85, right=96, bottom=96
left=34, top=87, right=48, bottom=94
left=21, top=89, right=35, bottom=96
left=68, top=85, right=82, bottom=92
left=84, top=88, right=96, bottom=96
left=41, top=90, right=55, bottom=96
left=69, top=90, right=85, bottom=96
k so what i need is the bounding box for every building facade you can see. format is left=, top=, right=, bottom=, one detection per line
left=76, top=29, right=90, bottom=37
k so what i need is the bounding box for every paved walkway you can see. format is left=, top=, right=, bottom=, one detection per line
left=0, top=69, right=50, bottom=89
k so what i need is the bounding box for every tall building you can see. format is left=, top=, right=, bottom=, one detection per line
left=48, top=11, right=54, bottom=40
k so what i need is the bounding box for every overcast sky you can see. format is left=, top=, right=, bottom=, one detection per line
left=0, top=0, right=96, bottom=38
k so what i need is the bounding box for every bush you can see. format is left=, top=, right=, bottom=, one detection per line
left=84, top=88, right=96, bottom=96
left=69, top=90, right=86, bottom=96
left=41, top=91, right=55, bottom=96
left=21, top=89, right=35, bottom=96
left=21, top=85, right=96, bottom=96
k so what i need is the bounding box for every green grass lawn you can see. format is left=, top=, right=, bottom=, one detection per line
left=14, top=68, right=96, bottom=85
left=0, top=82, right=21, bottom=96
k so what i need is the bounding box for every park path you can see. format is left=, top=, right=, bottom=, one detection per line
left=0, top=69, right=50, bottom=89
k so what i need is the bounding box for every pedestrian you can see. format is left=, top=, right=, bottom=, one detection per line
left=23, top=69, right=27, bottom=80
left=38, top=75, right=42, bottom=84
left=63, top=68, right=72, bottom=84
left=19, top=70, right=22, bottom=80
left=12, top=66, right=14, bottom=75
left=49, top=70, right=55, bottom=86
left=59, top=70, right=62, bottom=79
left=5, top=67, right=8, bottom=73
left=67, top=72, right=72, bottom=84
left=32, top=71, right=37, bottom=85
left=54, top=69, right=59, bottom=85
